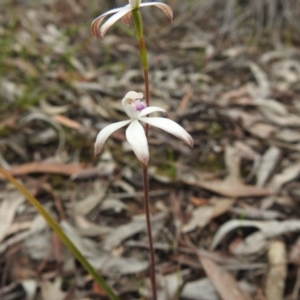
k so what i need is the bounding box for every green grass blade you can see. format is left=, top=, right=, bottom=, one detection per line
left=0, top=167, right=119, bottom=300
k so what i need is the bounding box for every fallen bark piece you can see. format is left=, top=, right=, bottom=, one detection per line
left=193, top=145, right=271, bottom=198
left=182, top=197, right=234, bottom=233
left=198, top=254, right=252, bottom=300
left=256, top=146, right=281, bottom=187
left=0, top=162, right=85, bottom=179
left=0, top=191, right=25, bottom=243
left=212, top=219, right=300, bottom=253
left=265, top=240, right=287, bottom=300
left=197, top=178, right=271, bottom=198
left=51, top=114, right=83, bottom=130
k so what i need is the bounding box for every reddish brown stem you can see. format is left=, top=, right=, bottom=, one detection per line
left=142, top=164, right=157, bottom=300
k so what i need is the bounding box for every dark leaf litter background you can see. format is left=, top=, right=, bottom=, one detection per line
left=1, top=0, right=300, bottom=299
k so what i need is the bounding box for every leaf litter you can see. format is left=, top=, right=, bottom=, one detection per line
left=1, top=0, right=300, bottom=299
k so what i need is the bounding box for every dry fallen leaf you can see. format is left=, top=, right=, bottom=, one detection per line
left=247, top=61, right=270, bottom=97
left=61, top=220, right=148, bottom=276
left=212, top=219, right=300, bottom=255
left=103, top=212, right=167, bottom=251
left=75, top=214, right=112, bottom=237
left=289, top=237, right=300, bottom=266
left=197, top=145, right=271, bottom=198
left=221, top=108, right=276, bottom=139
left=256, top=146, right=281, bottom=187
left=182, top=197, right=235, bottom=233
left=0, top=162, right=85, bottom=179
left=275, top=129, right=300, bottom=143
left=0, top=113, right=18, bottom=131
left=262, top=109, right=300, bottom=126
left=157, top=271, right=188, bottom=300
left=231, top=207, right=281, bottom=220
left=182, top=206, right=214, bottom=233
left=197, top=178, right=271, bottom=198
left=40, top=100, right=69, bottom=115
left=189, top=196, right=209, bottom=206
left=20, top=280, right=38, bottom=300
left=181, top=278, right=219, bottom=300
left=267, top=163, right=300, bottom=192
left=198, top=254, right=252, bottom=300
left=0, top=191, right=25, bottom=243
left=41, top=278, right=67, bottom=300
left=75, top=181, right=108, bottom=215
left=265, top=240, right=287, bottom=300
left=51, top=114, right=83, bottom=130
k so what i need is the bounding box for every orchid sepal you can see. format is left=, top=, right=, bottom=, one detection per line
left=94, top=120, right=131, bottom=156
left=91, top=0, right=173, bottom=39
left=139, top=3, right=173, bottom=20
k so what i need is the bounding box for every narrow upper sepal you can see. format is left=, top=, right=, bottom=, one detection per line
left=91, top=6, right=132, bottom=39
left=139, top=3, right=173, bottom=21
left=98, top=7, right=133, bottom=39
left=91, top=8, right=122, bottom=39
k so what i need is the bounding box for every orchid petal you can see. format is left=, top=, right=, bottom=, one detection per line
left=126, top=120, right=149, bottom=165
left=98, top=6, right=133, bottom=39
left=139, top=2, right=173, bottom=21
left=138, top=106, right=167, bottom=117
left=140, top=117, right=194, bottom=147
left=91, top=7, right=123, bottom=38
left=94, top=120, right=131, bottom=155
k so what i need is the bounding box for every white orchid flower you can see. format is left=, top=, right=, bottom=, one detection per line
left=91, top=0, right=173, bottom=39
left=94, top=91, right=194, bottom=165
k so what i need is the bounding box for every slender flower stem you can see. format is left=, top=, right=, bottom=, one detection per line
left=142, top=164, right=157, bottom=300
left=132, top=8, right=157, bottom=300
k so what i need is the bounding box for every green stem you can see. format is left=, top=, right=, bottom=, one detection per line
left=132, top=10, right=148, bottom=70
left=0, top=168, right=119, bottom=300
left=132, top=9, right=157, bottom=300
left=132, top=9, right=150, bottom=107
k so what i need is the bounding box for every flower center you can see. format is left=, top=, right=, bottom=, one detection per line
left=128, top=99, right=147, bottom=112
left=133, top=100, right=147, bottom=112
